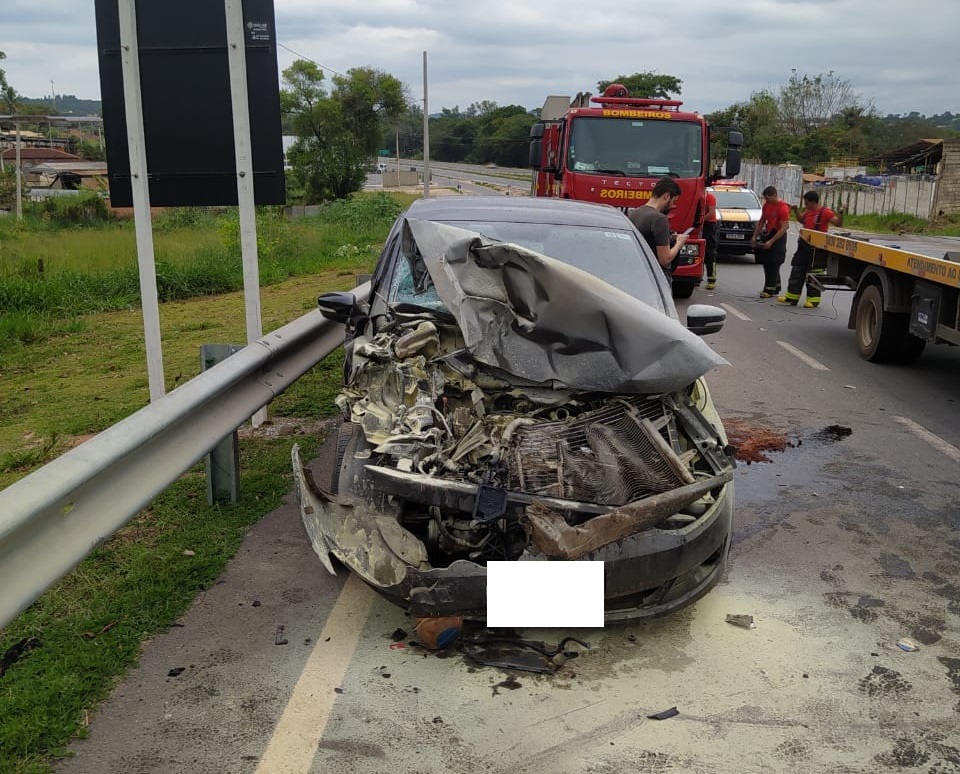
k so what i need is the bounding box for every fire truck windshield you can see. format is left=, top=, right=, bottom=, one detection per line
left=567, top=117, right=703, bottom=179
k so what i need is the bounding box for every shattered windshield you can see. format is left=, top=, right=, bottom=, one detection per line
left=567, top=117, right=703, bottom=179
left=391, top=220, right=665, bottom=311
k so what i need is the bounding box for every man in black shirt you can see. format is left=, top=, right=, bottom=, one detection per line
left=628, top=176, right=687, bottom=283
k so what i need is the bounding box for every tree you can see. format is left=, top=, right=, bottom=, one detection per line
left=707, top=91, right=795, bottom=165
left=708, top=70, right=958, bottom=171
left=430, top=108, right=477, bottom=163
left=280, top=60, right=366, bottom=203
left=395, top=102, right=424, bottom=158
left=470, top=106, right=537, bottom=167
left=464, top=101, right=499, bottom=119
left=597, top=72, right=682, bottom=100
left=777, top=70, right=870, bottom=137
left=0, top=50, right=18, bottom=112
left=331, top=67, right=407, bottom=156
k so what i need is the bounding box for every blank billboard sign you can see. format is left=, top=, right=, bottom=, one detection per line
left=95, top=0, right=285, bottom=206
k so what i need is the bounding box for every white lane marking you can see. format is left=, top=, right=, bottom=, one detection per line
left=776, top=341, right=831, bottom=371
left=894, top=416, right=960, bottom=463
left=255, top=573, right=375, bottom=774
left=720, top=303, right=751, bottom=322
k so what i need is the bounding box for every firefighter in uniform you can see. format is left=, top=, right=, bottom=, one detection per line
left=779, top=190, right=845, bottom=308
left=703, top=189, right=718, bottom=290
left=753, top=186, right=791, bottom=298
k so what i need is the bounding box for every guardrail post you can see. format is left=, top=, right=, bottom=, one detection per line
left=201, top=344, right=243, bottom=504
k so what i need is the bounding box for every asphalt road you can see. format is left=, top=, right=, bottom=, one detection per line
left=57, top=228, right=960, bottom=774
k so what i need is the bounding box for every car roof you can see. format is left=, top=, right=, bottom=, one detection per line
left=708, top=184, right=756, bottom=193
left=404, top=195, right=636, bottom=229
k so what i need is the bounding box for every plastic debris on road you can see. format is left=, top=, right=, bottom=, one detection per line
left=647, top=706, right=680, bottom=720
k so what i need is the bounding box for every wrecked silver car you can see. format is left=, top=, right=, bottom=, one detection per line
left=292, top=197, right=735, bottom=622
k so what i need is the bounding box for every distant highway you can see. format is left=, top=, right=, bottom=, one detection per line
left=372, top=159, right=531, bottom=196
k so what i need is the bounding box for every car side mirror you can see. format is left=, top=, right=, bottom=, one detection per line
left=317, top=291, right=360, bottom=325
left=687, top=303, right=726, bottom=336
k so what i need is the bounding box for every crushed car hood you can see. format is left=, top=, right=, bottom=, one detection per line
left=403, top=219, right=728, bottom=393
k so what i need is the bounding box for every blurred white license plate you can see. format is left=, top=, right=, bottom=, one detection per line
left=727, top=233, right=745, bottom=239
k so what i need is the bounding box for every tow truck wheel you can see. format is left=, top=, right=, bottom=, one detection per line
left=855, top=283, right=908, bottom=363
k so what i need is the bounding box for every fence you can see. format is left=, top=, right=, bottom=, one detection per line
left=812, top=176, right=938, bottom=220
left=740, top=161, right=939, bottom=219
left=739, top=163, right=804, bottom=205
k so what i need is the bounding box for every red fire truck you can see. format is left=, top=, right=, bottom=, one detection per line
left=529, top=85, right=743, bottom=298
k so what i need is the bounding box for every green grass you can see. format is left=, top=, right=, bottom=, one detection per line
left=0, top=192, right=417, bottom=350
left=0, top=437, right=320, bottom=774
left=0, top=193, right=419, bottom=772
left=843, top=211, right=960, bottom=236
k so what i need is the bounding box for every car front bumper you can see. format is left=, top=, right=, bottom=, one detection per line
left=292, top=440, right=734, bottom=623
left=404, top=480, right=733, bottom=621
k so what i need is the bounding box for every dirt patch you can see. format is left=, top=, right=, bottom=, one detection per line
left=723, top=418, right=789, bottom=463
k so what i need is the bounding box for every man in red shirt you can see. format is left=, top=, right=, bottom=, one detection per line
left=703, top=190, right=718, bottom=290
left=779, top=190, right=845, bottom=307
left=752, top=186, right=791, bottom=298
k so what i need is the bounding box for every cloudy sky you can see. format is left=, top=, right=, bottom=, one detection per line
left=2, top=0, right=958, bottom=118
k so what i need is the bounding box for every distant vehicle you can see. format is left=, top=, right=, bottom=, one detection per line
left=377, top=161, right=388, bottom=173
left=708, top=182, right=762, bottom=259
left=293, top=196, right=736, bottom=622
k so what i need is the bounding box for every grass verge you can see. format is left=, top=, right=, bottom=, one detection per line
left=0, top=436, right=320, bottom=774
left=843, top=211, right=960, bottom=236
left=0, top=196, right=414, bottom=772
left=0, top=267, right=352, bottom=772
left=0, top=192, right=416, bottom=349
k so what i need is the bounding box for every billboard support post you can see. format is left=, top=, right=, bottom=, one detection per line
left=118, top=0, right=165, bottom=401
left=224, top=0, right=266, bottom=426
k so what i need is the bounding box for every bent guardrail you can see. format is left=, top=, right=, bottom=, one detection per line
left=0, top=286, right=368, bottom=630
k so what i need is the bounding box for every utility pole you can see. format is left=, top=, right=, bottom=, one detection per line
left=14, top=118, right=22, bottom=221
left=49, top=80, right=56, bottom=146
left=422, top=51, right=430, bottom=198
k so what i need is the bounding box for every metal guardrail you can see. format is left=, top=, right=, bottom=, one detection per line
left=0, top=286, right=368, bottom=630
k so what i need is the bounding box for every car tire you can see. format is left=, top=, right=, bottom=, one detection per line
left=672, top=281, right=695, bottom=299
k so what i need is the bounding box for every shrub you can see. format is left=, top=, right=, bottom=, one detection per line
left=38, top=193, right=111, bottom=226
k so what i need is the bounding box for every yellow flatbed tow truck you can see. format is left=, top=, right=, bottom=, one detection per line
left=802, top=227, right=960, bottom=363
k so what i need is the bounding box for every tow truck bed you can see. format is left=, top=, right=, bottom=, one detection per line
left=800, top=228, right=960, bottom=361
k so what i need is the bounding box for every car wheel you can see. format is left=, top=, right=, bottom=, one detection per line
left=672, top=281, right=695, bottom=299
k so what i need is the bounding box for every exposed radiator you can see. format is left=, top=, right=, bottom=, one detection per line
left=508, top=397, right=687, bottom=505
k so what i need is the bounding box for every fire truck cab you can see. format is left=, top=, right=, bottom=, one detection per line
left=529, top=85, right=743, bottom=298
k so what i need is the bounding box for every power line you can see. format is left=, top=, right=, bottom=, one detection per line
left=276, top=42, right=345, bottom=78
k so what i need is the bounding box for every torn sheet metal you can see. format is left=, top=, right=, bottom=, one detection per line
left=403, top=218, right=728, bottom=393
left=291, top=444, right=426, bottom=587
left=524, top=471, right=733, bottom=560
